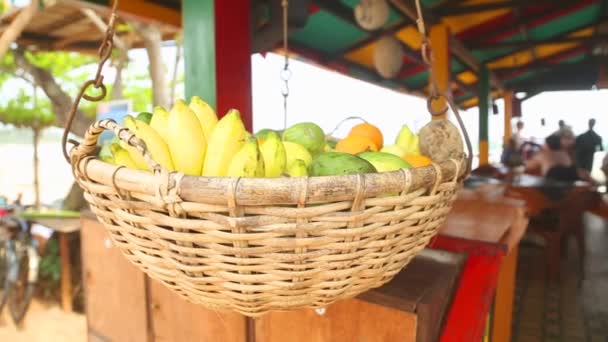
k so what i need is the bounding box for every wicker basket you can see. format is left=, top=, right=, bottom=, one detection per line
left=69, top=119, right=466, bottom=317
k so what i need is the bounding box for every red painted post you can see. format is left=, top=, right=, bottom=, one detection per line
left=214, top=1, right=253, bottom=131
left=430, top=235, right=505, bottom=342
left=184, top=0, right=253, bottom=131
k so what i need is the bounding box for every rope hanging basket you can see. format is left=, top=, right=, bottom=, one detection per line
left=63, top=1, right=472, bottom=317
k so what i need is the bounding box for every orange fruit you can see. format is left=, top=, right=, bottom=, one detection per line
left=348, top=123, right=383, bottom=149
left=335, top=135, right=379, bottom=154
left=403, top=154, right=432, bottom=168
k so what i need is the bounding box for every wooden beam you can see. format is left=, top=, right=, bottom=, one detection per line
left=80, top=8, right=128, bottom=51
left=53, top=26, right=99, bottom=49
left=468, top=1, right=593, bottom=45
left=451, top=37, right=505, bottom=90
left=503, top=91, right=514, bottom=145
left=288, top=42, right=418, bottom=95
left=0, top=0, right=38, bottom=60
left=313, top=0, right=360, bottom=28
left=435, top=0, right=575, bottom=16
left=389, top=0, right=504, bottom=91
left=470, top=33, right=608, bottom=49
left=494, top=45, right=588, bottom=76
left=429, top=24, right=450, bottom=120
left=72, top=0, right=181, bottom=28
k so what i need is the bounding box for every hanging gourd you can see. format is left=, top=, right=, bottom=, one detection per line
left=354, top=0, right=390, bottom=31
left=373, top=35, right=404, bottom=79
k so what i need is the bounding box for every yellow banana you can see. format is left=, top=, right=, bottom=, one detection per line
left=283, top=141, right=312, bottom=168
left=227, top=137, right=260, bottom=177
left=189, top=96, right=218, bottom=142
left=120, top=141, right=150, bottom=171
left=150, top=106, right=170, bottom=143
left=202, top=109, right=247, bottom=177
left=167, top=100, right=206, bottom=175
left=287, top=159, right=308, bottom=177
left=255, top=149, right=265, bottom=177
left=259, top=131, right=286, bottom=178
left=110, top=143, right=137, bottom=169
left=124, top=115, right=175, bottom=171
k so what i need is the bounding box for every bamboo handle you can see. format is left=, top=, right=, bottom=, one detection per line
left=70, top=119, right=162, bottom=172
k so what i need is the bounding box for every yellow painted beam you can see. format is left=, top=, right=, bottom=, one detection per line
left=479, top=140, right=489, bottom=166
left=487, top=27, right=593, bottom=69
left=503, top=91, right=513, bottom=145
left=115, top=0, right=181, bottom=28
left=429, top=24, right=450, bottom=120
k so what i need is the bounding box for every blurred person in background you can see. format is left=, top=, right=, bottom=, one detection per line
left=525, top=134, right=591, bottom=182
left=575, top=118, right=603, bottom=172
left=513, top=120, right=526, bottom=149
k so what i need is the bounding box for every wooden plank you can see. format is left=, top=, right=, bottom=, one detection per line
left=81, top=216, right=149, bottom=342
left=491, top=245, right=519, bottom=342
left=255, top=298, right=417, bottom=342
left=440, top=196, right=524, bottom=246
left=147, top=278, right=247, bottom=342
left=429, top=24, right=451, bottom=120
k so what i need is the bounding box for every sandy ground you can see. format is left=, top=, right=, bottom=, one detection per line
left=0, top=300, right=86, bottom=342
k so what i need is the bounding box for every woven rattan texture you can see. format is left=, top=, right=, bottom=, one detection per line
left=71, top=120, right=462, bottom=317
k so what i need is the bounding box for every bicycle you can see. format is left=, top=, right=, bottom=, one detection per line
left=0, top=197, right=42, bottom=326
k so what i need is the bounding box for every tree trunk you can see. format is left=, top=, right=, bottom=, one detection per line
left=32, top=126, right=41, bottom=209
left=13, top=49, right=93, bottom=136
left=170, top=36, right=182, bottom=107
left=133, top=23, right=169, bottom=108
left=110, top=52, right=128, bottom=100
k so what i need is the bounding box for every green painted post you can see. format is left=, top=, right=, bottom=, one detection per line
left=183, top=0, right=217, bottom=109
left=479, top=66, right=490, bottom=165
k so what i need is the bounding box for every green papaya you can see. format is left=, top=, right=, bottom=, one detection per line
left=309, top=152, right=376, bottom=176
left=282, top=122, right=326, bottom=156
left=358, top=152, right=411, bottom=173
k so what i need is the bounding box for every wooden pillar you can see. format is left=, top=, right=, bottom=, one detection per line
left=429, top=24, right=450, bottom=120
left=59, top=233, right=73, bottom=312
left=183, top=0, right=253, bottom=131
left=503, top=91, right=514, bottom=145
left=479, top=67, right=490, bottom=166
left=491, top=246, right=518, bottom=342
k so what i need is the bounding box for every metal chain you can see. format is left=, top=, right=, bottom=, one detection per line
left=413, top=0, right=473, bottom=174
left=62, top=0, right=119, bottom=162
left=280, top=0, right=291, bottom=130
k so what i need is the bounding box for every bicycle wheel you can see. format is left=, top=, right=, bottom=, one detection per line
left=0, top=240, right=17, bottom=314
left=8, top=243, right=39, bottom=326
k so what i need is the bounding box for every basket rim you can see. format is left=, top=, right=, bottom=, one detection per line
left=75, top=156, right=466, bottom=206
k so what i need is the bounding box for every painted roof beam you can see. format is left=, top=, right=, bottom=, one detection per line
left=470, top=33, right=608, bottom=49
left=435, top=0, right=578, bottom=16
left=388, top=0, right=505, bottom=92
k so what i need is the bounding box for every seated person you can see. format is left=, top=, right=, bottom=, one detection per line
left=501, top=137, right=523, bottom=168
left=525, top=134, right=590, bottom=183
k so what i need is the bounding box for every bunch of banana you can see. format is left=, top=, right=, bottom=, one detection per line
left=258, top=131, right=286, bottom=178
left=97, top=96, right=317, bottom=179
left=202, top=109, right=248, bottom=176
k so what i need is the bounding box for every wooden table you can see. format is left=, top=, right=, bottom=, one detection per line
left=30, top=217, right=80, bottom=313
left=435, top=187, right=529, bottom=342
left=21, top=210, right=81, bottom=313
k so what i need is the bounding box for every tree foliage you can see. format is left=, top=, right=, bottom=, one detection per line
left=0, top=48, right=162, bottom=130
